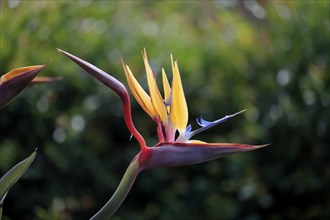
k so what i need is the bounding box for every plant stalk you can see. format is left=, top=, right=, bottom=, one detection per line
left=90, top=155, right=141, bottom=220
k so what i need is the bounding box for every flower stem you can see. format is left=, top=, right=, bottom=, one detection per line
left=156, top=118, right=165, bottom=143
left=90, top=154, right=141, bottom=220
left=165, top=126, right=176, bottom=142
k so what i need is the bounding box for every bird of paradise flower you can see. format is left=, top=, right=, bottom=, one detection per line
left=0, top=63, right=61, bottom=109
left=58, top=48, right=268, bottom=220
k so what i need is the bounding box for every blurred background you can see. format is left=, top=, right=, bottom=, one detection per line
left=0, top=0, right=329, bottom=219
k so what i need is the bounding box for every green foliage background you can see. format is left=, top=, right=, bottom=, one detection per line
left=1, top=1, right=329, bottom=219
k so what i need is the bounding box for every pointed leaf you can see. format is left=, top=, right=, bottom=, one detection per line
left=0, top=150, right=37, bottom=203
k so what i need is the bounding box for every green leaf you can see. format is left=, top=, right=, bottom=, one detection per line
left=0, top=149, right=37, bottom=204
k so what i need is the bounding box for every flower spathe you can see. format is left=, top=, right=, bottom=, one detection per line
left=58, top=48, right=268, bottom=220
left=0, top=63, right=61, bottom=109
left=0, top=65, right=45, bottom=109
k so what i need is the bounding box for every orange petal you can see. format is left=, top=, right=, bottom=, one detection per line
left=143, top=49, right=168, bottom=123
left=162, top=68, right=171, bottom=101
left=169, top=55, right=188, bottom=133
left=162, top=68, right=171, bottom=112
left=1, top=65, right=43, bottom=84
left=122, top=59, right=156, bottom=119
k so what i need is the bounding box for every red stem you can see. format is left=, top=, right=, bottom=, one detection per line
left=121, top=92, right=147, bottom=150
left=58, top=49, right=146, bottom=150
left=165, top=126, right=176, bottom=142
left=156, top=118, right=165, bottom=143
left=57, top=49, right=147, bottom=150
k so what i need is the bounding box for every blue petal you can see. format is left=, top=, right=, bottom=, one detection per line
left=164, top=93, right=172, bottom=107
left=196, top=116, right=213, bottom=127
left=185, top=124, right=192, bottom=134
left=186, top=109, right=247, bottom=139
